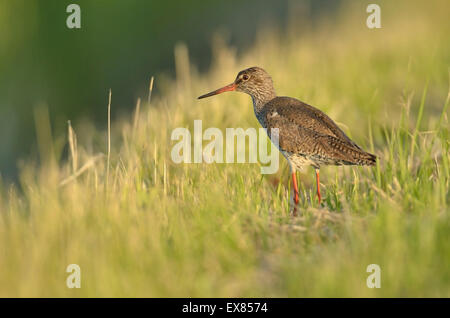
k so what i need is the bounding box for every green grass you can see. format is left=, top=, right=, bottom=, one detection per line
left=0, top=0, right=449, bottom=297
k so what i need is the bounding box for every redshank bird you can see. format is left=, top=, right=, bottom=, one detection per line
left=198, top=67, right=376, bottom=207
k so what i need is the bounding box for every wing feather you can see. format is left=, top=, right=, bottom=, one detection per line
left=264, top=97, right=376, bottom=166
left=263, top=96, right=362, bottom=150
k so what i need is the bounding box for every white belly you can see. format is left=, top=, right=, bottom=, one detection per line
left=281, top=151, right=318, bottom=171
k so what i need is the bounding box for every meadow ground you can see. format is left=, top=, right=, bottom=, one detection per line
left=0, top=1, right=449, bottom=297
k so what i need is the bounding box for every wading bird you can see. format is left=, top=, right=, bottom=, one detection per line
left=198, top=67, right=376, bottom=209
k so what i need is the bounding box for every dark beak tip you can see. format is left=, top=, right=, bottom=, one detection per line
left=197, top=92, right=214, bottom=100
left=197, top=82, right=236, bottom=101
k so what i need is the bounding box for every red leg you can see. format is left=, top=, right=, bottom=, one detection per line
left=292, top=172, right=299, bottom=205
left=315, top=169, right=321, bottom=204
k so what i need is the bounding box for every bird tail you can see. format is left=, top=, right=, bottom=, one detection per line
left=324, top=135, right=377, bottom=166
left=357, top=151, right=377, bottom=166
left=340, top=150, right=377, bottom=166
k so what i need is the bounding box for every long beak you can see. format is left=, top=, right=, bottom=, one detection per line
left=197, top=83, right=236, bottom=99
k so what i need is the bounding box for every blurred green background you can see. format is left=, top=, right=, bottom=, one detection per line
left=0, top=0, right=339, bottom=179
left=0, top=0, right=448, bottom=297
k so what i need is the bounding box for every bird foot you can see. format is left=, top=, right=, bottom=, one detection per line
left=289, top=191, right=300, bottom=216
left=291, top=205, right=298, bottom=217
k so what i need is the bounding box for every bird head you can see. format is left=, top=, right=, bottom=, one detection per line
left=198, top=67, right=275, bottom=101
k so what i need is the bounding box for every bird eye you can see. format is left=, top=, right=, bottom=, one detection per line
left=242, top=74, right=249, bottom=81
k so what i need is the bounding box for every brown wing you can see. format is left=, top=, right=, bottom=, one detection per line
left=263, top=96, right=362, bottom=150
left=264, top=99, right=376, bottom=166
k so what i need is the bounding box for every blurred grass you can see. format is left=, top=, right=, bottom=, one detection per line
left=0, top=0, right=449, bottom=297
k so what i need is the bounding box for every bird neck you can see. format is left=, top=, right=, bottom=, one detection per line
left=250, top=89, right=276, bottom=117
